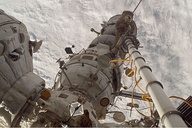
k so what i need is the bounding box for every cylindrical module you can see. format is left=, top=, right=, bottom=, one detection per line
left=0, top=9, right=45, bottom=127
left=51, top=17, right=124, bottom=126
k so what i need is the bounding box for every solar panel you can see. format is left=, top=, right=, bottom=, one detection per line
left=177, top=96, right=192, bottom=127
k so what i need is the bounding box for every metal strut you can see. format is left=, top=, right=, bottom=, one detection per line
left=133, top=0, right=143, bottom=13
left=124, top=37, right=187, bottom=127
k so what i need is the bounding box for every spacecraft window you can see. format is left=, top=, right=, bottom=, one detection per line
left=70, top=55, right=80, bottom=61
left=58, top=93, right=69, bottom=99
left=82, top=55, right=93, bottom=60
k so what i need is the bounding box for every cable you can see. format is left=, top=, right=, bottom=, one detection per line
left=133, top=67, right=151, bottom=101
left=110, top=55, right=131, bottom=63
left=126, top=106, right=150, bottom=111
left=133, top=65, right=137, bottom=83
left=123, top=58, right=134, bottom=90
left=169, top=96, right=192, bottom=108
left=126, top=67, right=136, bottom=77
left=122, top=55, right=132, bottom=63
left=131, top=77, right=153, bottom=118
left=121, top=56, right=153, bottom=118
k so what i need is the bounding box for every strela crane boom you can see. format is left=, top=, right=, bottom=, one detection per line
left=0, top=9, right=191, bottom=127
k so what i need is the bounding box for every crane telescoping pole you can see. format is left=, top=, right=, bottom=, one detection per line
left=124, top=37, right=187, bottom=128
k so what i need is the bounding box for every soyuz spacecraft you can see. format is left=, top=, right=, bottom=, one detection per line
left=0, top=8, right=191, bottom=128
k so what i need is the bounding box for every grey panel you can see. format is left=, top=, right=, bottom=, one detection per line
left=3, top=34, right=26, bottom=79
left=0, top=56, right=16, bottom=85
left=103, top=25, right=116, bottom=35
left=2, top=88, right=27, bottom=114
left=12, top=34, right=28, bottom=75
left=12, top=72, right=44, bottom=98
left=0, top=15, right=12, bottom=24
left=89, top=35, right=115, bottom=49
left=0, top=76, right=11, bottom=102
left=21, top=33, right=33, bottom=71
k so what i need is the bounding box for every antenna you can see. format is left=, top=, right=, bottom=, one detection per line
left=133, top=0, right=143, bottom=13
left=56, top=59, right=73, bottom=87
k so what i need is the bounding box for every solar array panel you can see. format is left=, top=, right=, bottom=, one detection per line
left=177, top=96, right=192, bottom=127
